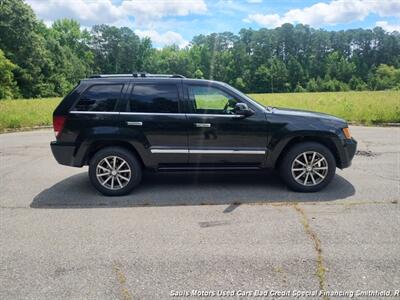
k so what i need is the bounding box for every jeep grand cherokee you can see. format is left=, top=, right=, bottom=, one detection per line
left=51, top=73, right=357, bottom=196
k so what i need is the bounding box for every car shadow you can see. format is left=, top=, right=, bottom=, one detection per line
left=31, top=170, right=355, bottom=209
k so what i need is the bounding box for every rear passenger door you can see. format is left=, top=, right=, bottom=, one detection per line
left=119, top=80, right=189, bottom=167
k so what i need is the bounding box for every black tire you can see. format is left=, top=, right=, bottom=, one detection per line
left=88, top=147, right=142, bottom=196
left=279, top=142, right=336, bottom=192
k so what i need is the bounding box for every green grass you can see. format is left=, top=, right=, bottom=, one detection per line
left=0, top=98, right=61, bottom=131
left=0, top=91, right=399, bottom=132
left=250, top=91, right=400, bottom=124
left=195, top=94, right=228, bottom=109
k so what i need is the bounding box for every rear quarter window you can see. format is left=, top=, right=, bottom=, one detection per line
left=73, top=84, right=123, bottom=111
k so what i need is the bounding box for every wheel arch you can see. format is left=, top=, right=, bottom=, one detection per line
left=84, top=140, right=145, bottom=168
left=273, top=136, right=341, bottom=169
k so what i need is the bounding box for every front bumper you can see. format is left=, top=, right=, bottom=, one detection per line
left=338, top=137, right=357, bottom=168
left=50, top=141, right=81, bottom=167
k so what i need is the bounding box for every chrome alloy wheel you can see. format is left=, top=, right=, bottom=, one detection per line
left=291, top=151, right=328, bottom=186
left=96, top=156, right=132, bottom=190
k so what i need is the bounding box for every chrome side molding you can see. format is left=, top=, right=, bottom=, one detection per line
left=150, top=149, right=265, bottom=155
left=150, top=149, right=189, bottom=154
left=69, top=111, right=119, bottom=115
left=69, top=111, right=244, bottom=118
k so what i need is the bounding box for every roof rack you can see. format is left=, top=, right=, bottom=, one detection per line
left=89, top=73, right=185, bottom=79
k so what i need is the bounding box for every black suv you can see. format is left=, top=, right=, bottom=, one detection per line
left=51, top=73, right=357, bottom=196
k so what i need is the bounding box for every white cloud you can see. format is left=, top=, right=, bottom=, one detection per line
left=245, top=0, right=400, bottom=28
left=27, top=0, right=123, bottom=26
left=213, top=0, right=252, bottom=14
left=26, top=0, right=203, bottom=47
left=134, top=29, right=189, bottom=48
left=26, top=0, right=207, bottom=27
left=121, top=0, right=207, bottom=26
left=247, top=0, right=262, bottom=3
left=376, top=21, right=400, bottom=32
left=244, top=14, right=281, bottom=27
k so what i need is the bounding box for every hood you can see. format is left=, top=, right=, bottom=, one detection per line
left=270, top=107, right=346, bottom=124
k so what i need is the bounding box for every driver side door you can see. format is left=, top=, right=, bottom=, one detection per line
left=184, top=83, right=268, bottom=167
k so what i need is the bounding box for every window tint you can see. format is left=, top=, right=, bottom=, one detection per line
left=128, top=84, right=179, bottom=113
left=74, top=84, right=122, bottom=111
left=189, top=85, right=240, bottom=114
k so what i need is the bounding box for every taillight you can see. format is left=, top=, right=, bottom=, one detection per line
left=53, top=116, right=66, bottom=138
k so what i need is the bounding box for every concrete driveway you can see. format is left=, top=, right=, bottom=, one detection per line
left=0, top=126, right=399, bottom=299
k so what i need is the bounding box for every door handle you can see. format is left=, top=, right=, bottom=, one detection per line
left=194, top=123, right=211, bottom=128
left=126, top=121, right=143, bottom=126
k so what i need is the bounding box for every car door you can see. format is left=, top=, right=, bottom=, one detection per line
left=184, top=82, right=268, bottom=167
left=119, top=80, right=190, bottom=168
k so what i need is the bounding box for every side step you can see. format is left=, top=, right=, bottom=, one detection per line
left=157, top=166, right=263, bottom=171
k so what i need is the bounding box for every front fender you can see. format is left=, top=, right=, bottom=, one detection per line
left=265, top=119, right=344, bottom=168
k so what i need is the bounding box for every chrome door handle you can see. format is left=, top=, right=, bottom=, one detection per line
left=194, top=123, right=211, bottom=128
left=127, top=121, right=143, bottom=126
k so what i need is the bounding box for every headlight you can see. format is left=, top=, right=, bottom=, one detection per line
left=342, top=127, right=351, bottom=139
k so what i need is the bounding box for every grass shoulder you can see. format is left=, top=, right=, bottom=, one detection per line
left=0, top=91, right=399, bottom=132
left=250, top=91, right=400, bottom=125
left=0, top=98, right=61, bottom=132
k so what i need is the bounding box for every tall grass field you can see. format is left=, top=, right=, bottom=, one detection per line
left=250, top=91, right=400, bottom=125
left=0, top=91, right=399, bottom=132
left=0, top=98, right=60, bottom=131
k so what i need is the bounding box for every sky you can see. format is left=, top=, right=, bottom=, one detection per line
left=26, top=0, right=400, bottom=48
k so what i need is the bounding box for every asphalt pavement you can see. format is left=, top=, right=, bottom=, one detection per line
left=0, top=126, right=399, bottom=299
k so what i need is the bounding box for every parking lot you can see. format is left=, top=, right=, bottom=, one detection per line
left=1, top=126, right=399, bottom=299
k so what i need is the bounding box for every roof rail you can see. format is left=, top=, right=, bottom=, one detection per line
left=89, top=73, right=185, bottom=79
left=89, top=74, right=132, bottom=78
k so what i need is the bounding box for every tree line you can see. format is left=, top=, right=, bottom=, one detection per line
left=1, top=0, right=400, bottom=99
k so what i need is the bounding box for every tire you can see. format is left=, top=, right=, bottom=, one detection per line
left=279, top=142, right=336, bottom=192
left=88, top=146, right=142, bottom=196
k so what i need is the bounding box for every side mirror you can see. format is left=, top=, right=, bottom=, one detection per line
left=234, top=103, right=254, bottom=117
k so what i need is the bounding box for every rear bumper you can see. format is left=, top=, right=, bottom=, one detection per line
left=338, top=138, right=357, bottom=168
left=50, top=141, right=82, bottom=167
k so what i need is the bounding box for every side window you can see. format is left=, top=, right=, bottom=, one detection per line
left=189, top=85, right=240, bottom=115
left=74, top=84, right=122, bottom=111
left=128, top=84, right=179, bottom=113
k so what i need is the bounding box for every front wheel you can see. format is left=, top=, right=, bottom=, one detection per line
left=89, top=147, right=142, bottom=196
left=279, top=142, right=336, bottom=192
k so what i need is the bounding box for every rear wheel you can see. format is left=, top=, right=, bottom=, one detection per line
left=89, top=147, right=142, bottom=196
left=279, top=142, right=336, bottom=192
